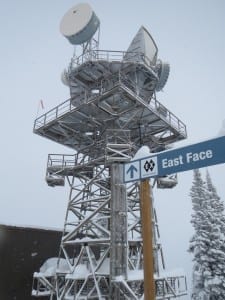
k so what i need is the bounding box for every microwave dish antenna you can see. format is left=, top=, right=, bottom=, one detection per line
left=155, top=61, right=170, bottom=91
left=60, top=3, right=100, bottom=45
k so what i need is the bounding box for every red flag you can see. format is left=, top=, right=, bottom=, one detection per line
left=40, top=100, right=44, bottom=109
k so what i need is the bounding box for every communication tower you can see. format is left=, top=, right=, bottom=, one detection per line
left=32, top=3, right=188, bottom=299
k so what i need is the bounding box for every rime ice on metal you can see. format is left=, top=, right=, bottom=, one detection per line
left=32, top=2, right=188, bottom=299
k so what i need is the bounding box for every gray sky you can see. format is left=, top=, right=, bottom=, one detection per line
left=1, top=0, right=225, bottom=295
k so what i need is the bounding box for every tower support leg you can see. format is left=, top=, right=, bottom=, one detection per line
left=110, top=163, right=128, bottom=299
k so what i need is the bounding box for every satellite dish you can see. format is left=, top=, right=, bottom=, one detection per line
left=61, top=69, right=69, bottom=86
left=155, top=61, right=170, bottom=92
left=60, top=3, right=100, bottom=45
left=124, top=26, right=158, bottom=65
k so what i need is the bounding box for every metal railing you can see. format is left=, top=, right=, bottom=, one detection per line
left=119, top=75, right=187, bottom=136
left=155, top=275, right=187, bottom=298
left=46, top=152, right=107, bottom=175
left=34, top=98, right=74, bottom=130
left=69, top=49, right=153, bottom=69
left=34, top=72, right=186, bottom=138
left=47, top=153, right=87, bottom=172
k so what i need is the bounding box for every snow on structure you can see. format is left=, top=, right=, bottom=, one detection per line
left=189, top=169, right=225, bottom=299
left=217, top=119, right=225, bottom=136
left=32, top=2, right=188, bottom=299
left=40, top=258, right=70, bottom=276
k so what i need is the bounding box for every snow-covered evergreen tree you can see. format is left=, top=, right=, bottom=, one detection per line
left=203, top=170, right=225, bottom=298
left=189, top=169, right=208, bottom=299
left=189, top=169, right=225, bottom=300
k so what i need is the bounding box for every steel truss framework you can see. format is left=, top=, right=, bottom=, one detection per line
left=32, top=47, right=188, bottom=299
left=32, top=154, right=187, bottom=299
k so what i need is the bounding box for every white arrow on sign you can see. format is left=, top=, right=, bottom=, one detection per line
left=124, top=161, right=140, bottom=182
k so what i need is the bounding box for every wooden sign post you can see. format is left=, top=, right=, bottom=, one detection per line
left=140, top=179, right=156, bottom=300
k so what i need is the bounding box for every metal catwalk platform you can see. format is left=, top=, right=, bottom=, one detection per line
left=34, top=50, right=186, bottom=158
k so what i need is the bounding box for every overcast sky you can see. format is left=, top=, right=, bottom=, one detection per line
left=1, top=0, right=225, bottom=296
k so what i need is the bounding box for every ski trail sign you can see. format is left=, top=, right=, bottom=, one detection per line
left=124, top=136, right=225, bottom=183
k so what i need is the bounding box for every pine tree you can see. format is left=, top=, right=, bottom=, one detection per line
left=203, top=170, right=225, bottom=298
left=189, top=169, right=225, bottom=300
left=189, top=169, right=209, bottom=299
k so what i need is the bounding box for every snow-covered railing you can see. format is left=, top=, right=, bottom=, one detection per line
left=34, top=98, right=73, bottom=130
left=69, top=49, right=153, bottom=69
left=33, top=73, right=186, bottom=139
left=45, top=153, right=107, bottom=186
left=46, top=153, right=102, bottom=172
left=47, top=153, right=77, bottom=170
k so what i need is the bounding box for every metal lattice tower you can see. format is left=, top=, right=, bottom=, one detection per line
left=32, top=3, right=188, bottom=299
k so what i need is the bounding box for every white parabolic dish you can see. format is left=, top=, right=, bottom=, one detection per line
left=60, top=3, right=100, bottom=45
